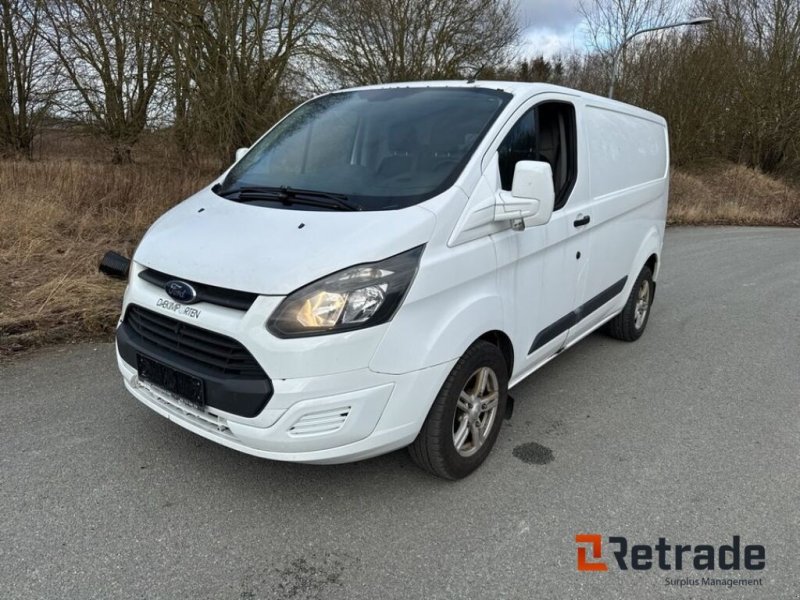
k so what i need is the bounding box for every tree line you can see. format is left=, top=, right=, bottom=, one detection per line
left=2, top=0, right=800, bottom=178
left=495, top=0, right=800, bottom=177
left=0, top=0, right=517, bottom=162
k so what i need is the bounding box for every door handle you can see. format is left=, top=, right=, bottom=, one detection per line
left=573, top=214, right=590, bottom=227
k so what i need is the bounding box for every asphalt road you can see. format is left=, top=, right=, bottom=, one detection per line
left=1, top=227, right=798, bottom=600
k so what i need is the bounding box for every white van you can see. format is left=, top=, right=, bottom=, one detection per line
left=110, top=81, right=668, bottom=479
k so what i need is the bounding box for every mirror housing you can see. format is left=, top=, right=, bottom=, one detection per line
left=99, top=250, right=131, bottom=280
left=494, top=160, right=555, bottom=228
left=235, top=147, right=249, bottom=162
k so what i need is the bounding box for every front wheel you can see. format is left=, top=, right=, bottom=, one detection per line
left=408, top=341, right=508, bottom=479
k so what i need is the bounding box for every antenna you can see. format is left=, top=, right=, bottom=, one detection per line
left=467, top=64, right=485, bottom=84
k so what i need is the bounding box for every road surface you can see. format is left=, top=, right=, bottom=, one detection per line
left=1, top=227, right=798, bottom=599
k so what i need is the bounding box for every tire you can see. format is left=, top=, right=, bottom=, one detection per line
left=603, top=265, right=654, bottom=342
left=408, top=340, right=508, bottom=480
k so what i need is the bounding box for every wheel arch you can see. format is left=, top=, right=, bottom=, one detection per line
left=478, top=330, right=515, bottom=377
left=645, top=252, right=657, bottom=273
left=644, top=252, right=658, bottom=299
left=630, top=227, right=662, bottom=285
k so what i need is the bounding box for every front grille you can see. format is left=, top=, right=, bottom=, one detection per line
left=124, top=305, right=265, bottom=378
left=139, top=268, right=258, bottom=311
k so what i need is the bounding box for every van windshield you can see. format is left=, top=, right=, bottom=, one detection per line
left=216, top=87, right=512, bottom=211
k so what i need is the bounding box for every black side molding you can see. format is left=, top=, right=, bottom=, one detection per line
left=529, top=276, right=627, bottom=354
left=530, top=312, right=577, bottom=354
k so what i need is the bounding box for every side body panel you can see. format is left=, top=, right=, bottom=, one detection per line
left=567, top=101, right=669, bottom=341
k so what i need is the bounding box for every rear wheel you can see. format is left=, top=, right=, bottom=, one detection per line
left=409, top=341, right=508, bottom=479
left=604, top=265, right=653, bottom=342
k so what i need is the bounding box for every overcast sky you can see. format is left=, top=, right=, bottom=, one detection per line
left=516, top=0, right=589, bottom=57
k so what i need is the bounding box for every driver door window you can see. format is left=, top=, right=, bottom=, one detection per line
left=497, top=102, right=577, bottom=209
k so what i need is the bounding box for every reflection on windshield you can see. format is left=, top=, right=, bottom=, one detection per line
left=219, top=87, right=512, bottom=211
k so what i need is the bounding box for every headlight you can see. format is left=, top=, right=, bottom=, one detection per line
left=267, top=245, right=425, bottom=338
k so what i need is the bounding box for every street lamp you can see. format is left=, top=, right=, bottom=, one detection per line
left=608, top=16, right=713, bottom=98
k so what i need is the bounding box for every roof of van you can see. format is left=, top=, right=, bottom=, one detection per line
left=346, top=79, right=557, bottom=95
left=341, top=80, right=667, bottom=124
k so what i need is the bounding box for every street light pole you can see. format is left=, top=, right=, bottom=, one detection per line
left=608, top=16, right=713, bottom=99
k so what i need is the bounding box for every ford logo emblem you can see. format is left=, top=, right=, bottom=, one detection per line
left=165, top=280, right=198, bottom=304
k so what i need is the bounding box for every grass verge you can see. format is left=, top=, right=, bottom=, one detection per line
left=0, top=160, right=216, bottom=357
left=669, top=163, right=800, bottom=226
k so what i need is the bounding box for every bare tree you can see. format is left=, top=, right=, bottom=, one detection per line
left=317, top=0, right=519, bottom=86
left=160, top=0, right=323, bottom=161
left=579, top=0, right=680, bottom=51
left=42, top=0, right=166, bottom=163
left=578, top=0, right=679, bottom=94
left=0, top=0, right=55, bottom=157
left=694, top=0, right=800, bottom=171
left=555, top=0, right=800, bottom=175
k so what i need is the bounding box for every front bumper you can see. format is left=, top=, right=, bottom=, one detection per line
left=116, top=319, right=273, bottom=418
left=116, top=262, right=455, bottom=463
left=117, top=348, right=455, bottom=464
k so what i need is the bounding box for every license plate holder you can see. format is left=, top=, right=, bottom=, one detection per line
left=137, top=354, right=205, bottom=408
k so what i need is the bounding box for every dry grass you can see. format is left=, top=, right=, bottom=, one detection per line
left=669, top=163, right=800, bottom=226
left=1, top=158, right=798, bottom=358
left=0, top=159, right=216, bottom=357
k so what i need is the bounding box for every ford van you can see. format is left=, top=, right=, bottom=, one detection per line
left=104, top=81, right=668, bottom=479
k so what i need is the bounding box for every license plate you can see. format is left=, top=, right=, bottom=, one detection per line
left=137, top=354, right=205, bottom=407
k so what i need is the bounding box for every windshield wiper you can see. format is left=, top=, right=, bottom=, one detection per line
left=217, top=185, right=360, bottom=211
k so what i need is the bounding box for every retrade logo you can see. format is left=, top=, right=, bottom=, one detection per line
left=575, top=534, right=765, bottom=572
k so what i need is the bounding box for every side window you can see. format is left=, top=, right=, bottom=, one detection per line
left=498, top=109, right=536, bottom=191
left=497, top=101, right=577, bottom=210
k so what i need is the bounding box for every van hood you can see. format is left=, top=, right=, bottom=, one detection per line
left=133, top=188, right=436, bottom=295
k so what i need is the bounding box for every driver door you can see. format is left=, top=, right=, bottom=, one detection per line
left=488, top=95, right=590, bottom=378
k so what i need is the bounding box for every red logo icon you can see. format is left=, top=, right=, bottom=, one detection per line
left=576, top=534, right=608, bottom=572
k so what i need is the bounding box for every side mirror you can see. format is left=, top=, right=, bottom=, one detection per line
left=235, top=147, right=249, bottom=162
left=99, top=250, right=131, bottom=280
left=494, top=160, right=555, bottom=228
